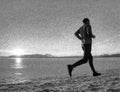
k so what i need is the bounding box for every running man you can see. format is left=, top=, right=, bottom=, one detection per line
left=67, top=18, right=101, bottom=77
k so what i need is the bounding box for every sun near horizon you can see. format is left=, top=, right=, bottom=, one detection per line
left=11, top=48, right=25, bottom=56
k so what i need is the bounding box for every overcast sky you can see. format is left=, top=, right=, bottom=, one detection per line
left=0, top=0, right=120, bottom=56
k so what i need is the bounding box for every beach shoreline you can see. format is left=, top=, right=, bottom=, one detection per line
left=0, top=68, right=120, bottom=92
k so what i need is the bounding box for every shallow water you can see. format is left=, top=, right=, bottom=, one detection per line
left=0, top=57, right=120, bottom=84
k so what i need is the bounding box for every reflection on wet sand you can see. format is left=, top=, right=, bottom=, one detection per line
left=12, top=58, right=24, bottom=69
left=10, top=58, right=28, bottom=84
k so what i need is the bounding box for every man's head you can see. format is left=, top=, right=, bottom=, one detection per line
left=83, top=18, right=90, bottom=25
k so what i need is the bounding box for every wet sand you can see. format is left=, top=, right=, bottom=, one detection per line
left=0, top=68, right=120, bottom=92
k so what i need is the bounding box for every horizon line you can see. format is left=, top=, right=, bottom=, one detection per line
left=1, top=53, right=120, bottom=57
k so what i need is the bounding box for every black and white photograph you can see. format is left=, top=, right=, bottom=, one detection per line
left=0, top=0, right=120, bottom=92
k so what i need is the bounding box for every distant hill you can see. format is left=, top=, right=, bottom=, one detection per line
left=1, top=53, right=120, bottom=58
left=99, top=53, right=120, bottom=57
left=57, top=54, right=120, bottom=58
left=8, top=54, right=54, bottom=58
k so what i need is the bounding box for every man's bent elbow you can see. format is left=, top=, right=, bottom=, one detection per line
left=74, top=32, right=78, bottom=36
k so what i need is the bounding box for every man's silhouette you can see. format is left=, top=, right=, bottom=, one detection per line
left=67, top=18, right=101, bottom=77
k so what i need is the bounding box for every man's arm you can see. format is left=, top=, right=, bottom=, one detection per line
left=74, top=28, right=82, bottom=40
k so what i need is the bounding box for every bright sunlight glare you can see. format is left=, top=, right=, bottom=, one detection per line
left=12, top=48, right=25, bottom=56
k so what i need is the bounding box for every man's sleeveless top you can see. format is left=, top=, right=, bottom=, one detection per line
left=79, top=25, right=92, bottom=44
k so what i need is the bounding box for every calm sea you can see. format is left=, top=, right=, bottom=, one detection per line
left=0, top=57, right=120, bottom=84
